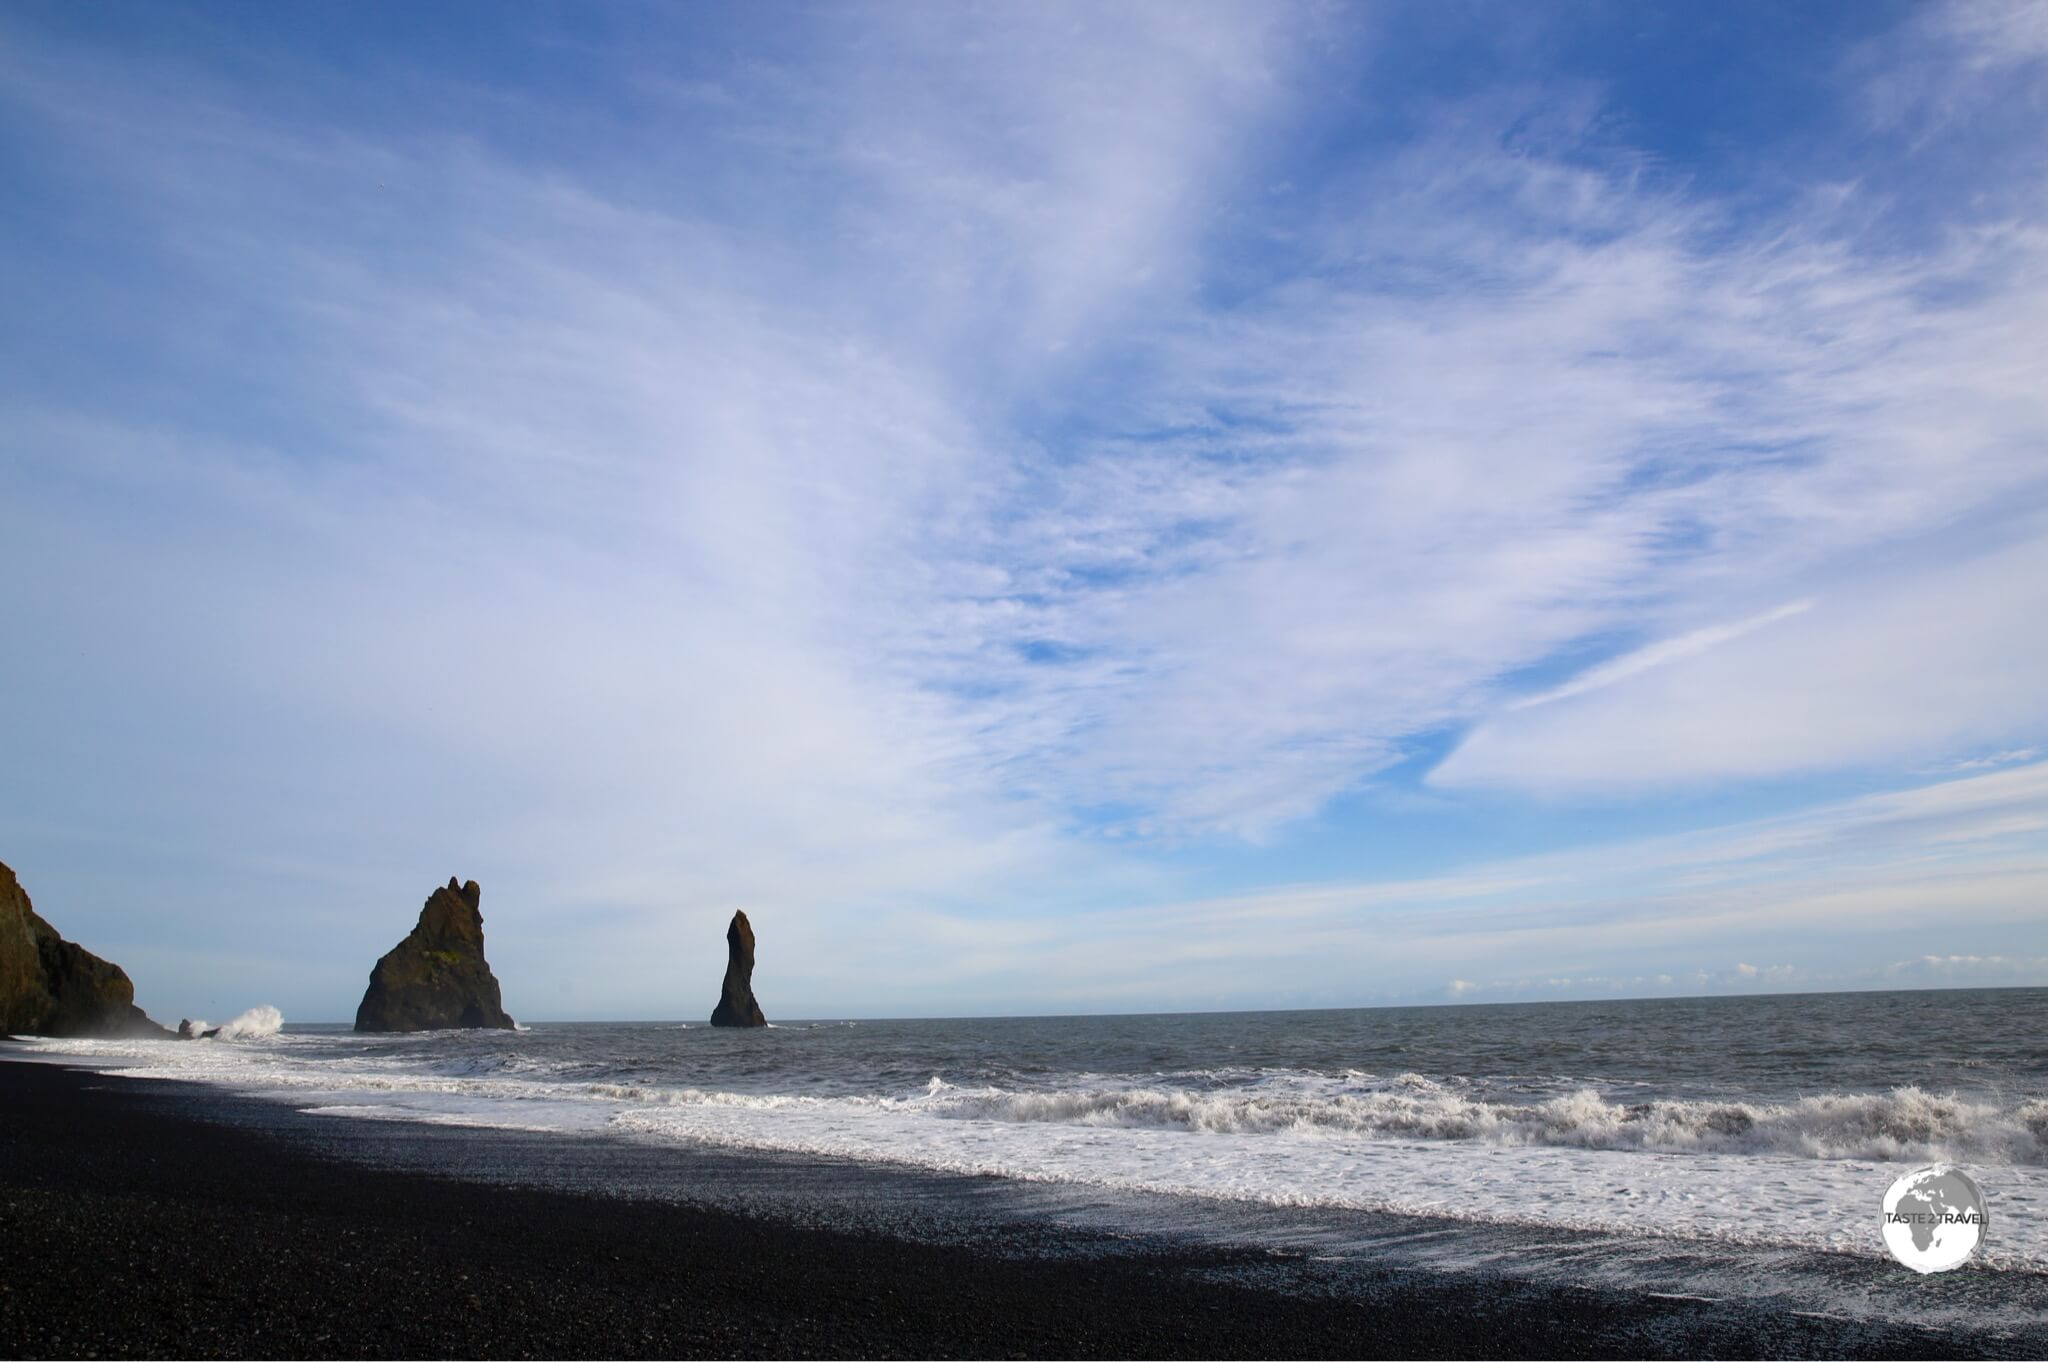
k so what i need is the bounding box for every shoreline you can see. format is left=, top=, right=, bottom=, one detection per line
left=0, top=1058, right=2028, bottom=1359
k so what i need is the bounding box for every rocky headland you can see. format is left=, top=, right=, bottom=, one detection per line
left=0, top=859, right=169, bottom=1038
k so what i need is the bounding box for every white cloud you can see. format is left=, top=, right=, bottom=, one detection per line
left=1919, top=0, right=2048, bottom=71
left=1505, top=601, right=1813, bottom=712
left=1433, top=526, right=2048, bottom=792
left=822, top=761, right=2048, bottom=1012
left=1, top=7, right=2045, bottom=1014
left=1, top=8, right=1287, bottom=1013
left=1885, top=953, right=2048, bottom=982
left=810, top=2, right=1298, bottom=363
left=10, top=3, right=2044, bottom=854
left=1940, top=748, right=2042, bottom=774
left=913, top=40, right=2048, bottom=830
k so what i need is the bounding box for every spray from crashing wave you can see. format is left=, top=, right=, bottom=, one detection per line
left=177, top=1005, right=284, bottom=1041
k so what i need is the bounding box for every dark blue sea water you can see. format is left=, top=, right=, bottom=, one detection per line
left=23, top=987, right=2048, bottom=1281
left=391, top=986, right=2040, bottom=1108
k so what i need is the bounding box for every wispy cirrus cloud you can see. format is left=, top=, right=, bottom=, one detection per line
left=0, top=2, right=1306, bottom=1014
left=1433, top=524, right=2048, bottom=793
left=947, top=112, right=2048, bottom=829
left=0, top=4, right=2043, bottom=1017
left=1504, top=600, right=1814, bottom=713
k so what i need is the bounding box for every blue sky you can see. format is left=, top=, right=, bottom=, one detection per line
left=3, top=1, right=2046, bottom=1022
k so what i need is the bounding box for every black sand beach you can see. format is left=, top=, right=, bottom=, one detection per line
left=0, top=1058, right=2028, bottom=1360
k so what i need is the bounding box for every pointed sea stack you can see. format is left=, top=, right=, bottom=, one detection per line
left=1, top=858, right=170, bottom=1038
left=709, top=910, right=767, bottom=1027
left=354, top=877, right=515, bottom=1032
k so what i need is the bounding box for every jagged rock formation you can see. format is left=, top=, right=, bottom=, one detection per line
left=0, top=859, right=170, bottom=1038
left=353, top=877, right=515, bottom=1033
left=709, top=910, right=767, bottom=1028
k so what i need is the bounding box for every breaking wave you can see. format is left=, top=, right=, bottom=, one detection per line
left=567, top=1072, right=2048, bottom=1166
left=183, top=1006, right=285, bottom=1040
left=909, top=1075, right=2048, bottom=1166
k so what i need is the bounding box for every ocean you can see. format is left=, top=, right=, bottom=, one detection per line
left=20, top=986, right=2048, bottom=1321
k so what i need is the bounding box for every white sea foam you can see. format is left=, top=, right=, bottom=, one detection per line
left=602, top=1091, right=2048, bottom=1271
left=299, top=1103, right=569, bottom=1133
left=22, top=1033, right=2045, bottom=1167
left=16, top=1030, right=2048, bottom=1270
left=550, top=1073, right=2048, bottom=1167
left=903, top=1075, right=2048, bottom=1167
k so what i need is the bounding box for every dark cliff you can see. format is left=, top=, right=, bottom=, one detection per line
left=1, top=859, right=170, bottom=1038
left=354, top=877, right=516, bottom=1033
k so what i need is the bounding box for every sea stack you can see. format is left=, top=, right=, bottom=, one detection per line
left=353, top=877, right=516, bottom=1032
left=709, top=910, right=767, bottom=1028
left=0, top=858, right=170, bottom=1038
